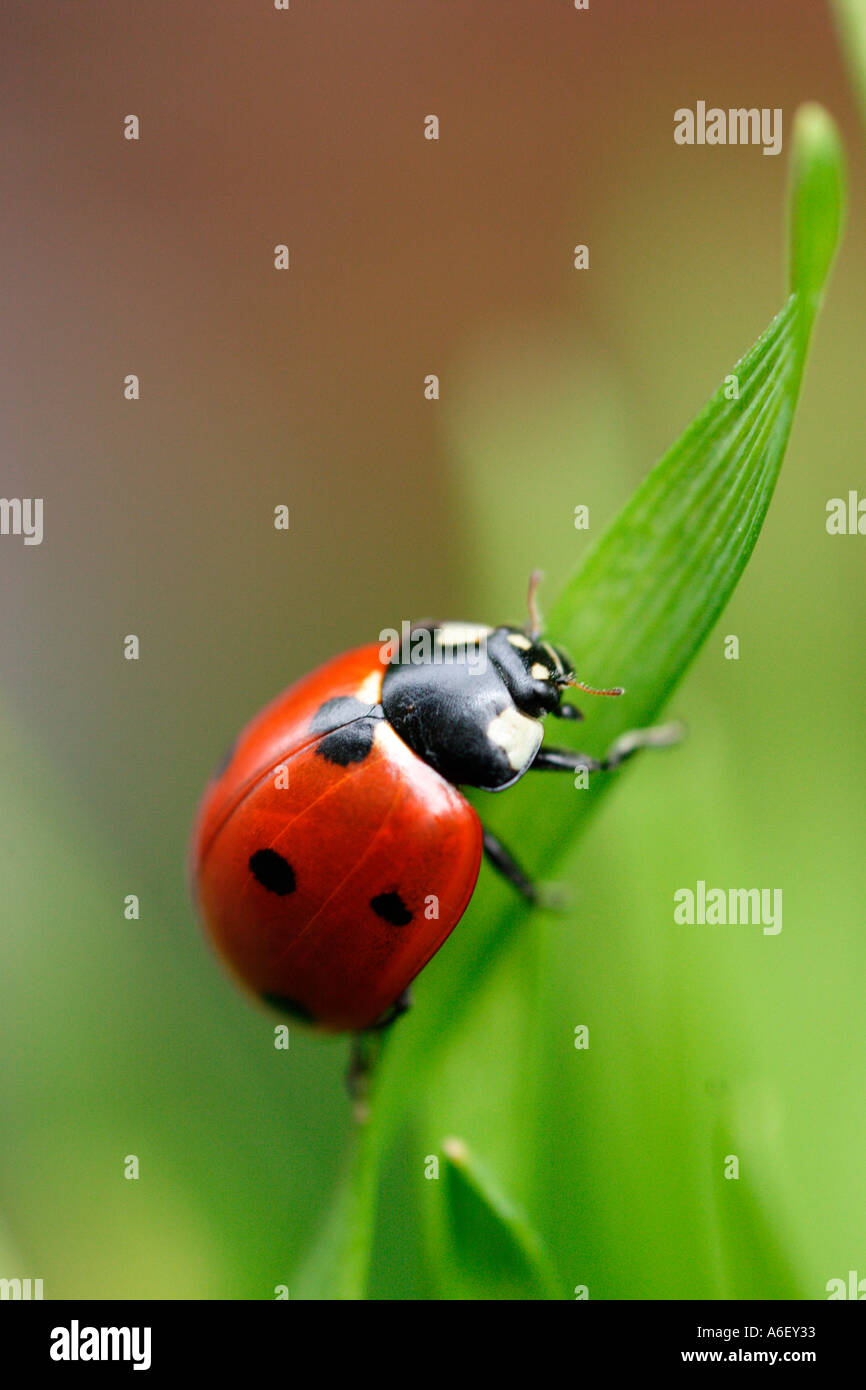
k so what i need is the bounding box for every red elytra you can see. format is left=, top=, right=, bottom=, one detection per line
left=190, top=645, right=483, bottom=1033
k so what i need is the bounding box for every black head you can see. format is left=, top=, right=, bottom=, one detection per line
left=499, top=568, right=624, bottom=718
left=487, top=626, right=582, bottom=719
left=378, top=574, right=624, bottom=792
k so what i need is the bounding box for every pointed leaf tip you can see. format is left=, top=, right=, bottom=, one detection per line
left=436, top=1138, right=562, bottom=1299
left=788, top=102, right=846, bottom=317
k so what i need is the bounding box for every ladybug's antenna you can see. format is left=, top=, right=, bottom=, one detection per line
left=526, top=569, right=544, bottom=641
left=526, top=570, right=623, bottom=696
left=567, top=677, right=625, bottom=698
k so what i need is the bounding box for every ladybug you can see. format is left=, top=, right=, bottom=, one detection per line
left=190, top=576, right=679, bottom=1085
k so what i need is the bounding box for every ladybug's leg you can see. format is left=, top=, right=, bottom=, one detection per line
left=345, top=989, right=413, bottom=1116
left=372, top=988, right=413, bottom=1030
left=482, top=827, right=567, bottom=909
left=482, top=827, right=540, bottom=903
left=346, top=1034, right=379, bottom=1116
left=477, top=723, right=683, bottom=919
left=532, top=720, right=684, bottom=775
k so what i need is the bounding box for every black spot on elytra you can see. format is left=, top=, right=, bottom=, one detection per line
left=312, top=695, right=382, bottom=766
left=249, top=849, right=296, bottom=896
left=262, top=993, right=315, bottom=1024
left=311, top=695, right=368, bottom=733
left=370, top=891, right=413, bottom=927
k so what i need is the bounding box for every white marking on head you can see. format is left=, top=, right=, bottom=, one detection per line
left=531, top=662, right=549, bottom=681
left=486, top=705, right=544, bottom=772
left=507, top=632, right=532, bottom=651
left=542, top=641, right=564, bottom=675
left=435, top=622, right=493, bottom=648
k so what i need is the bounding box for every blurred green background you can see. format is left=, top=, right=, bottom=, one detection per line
left=1, top=0, right=864, bottom=1298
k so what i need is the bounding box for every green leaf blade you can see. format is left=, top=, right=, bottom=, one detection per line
left=550, top=298, right=799, bottom=754
left=290, top=1128, right=380, bottom=1300
left=428, top=1139, right=562, bottom=1300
